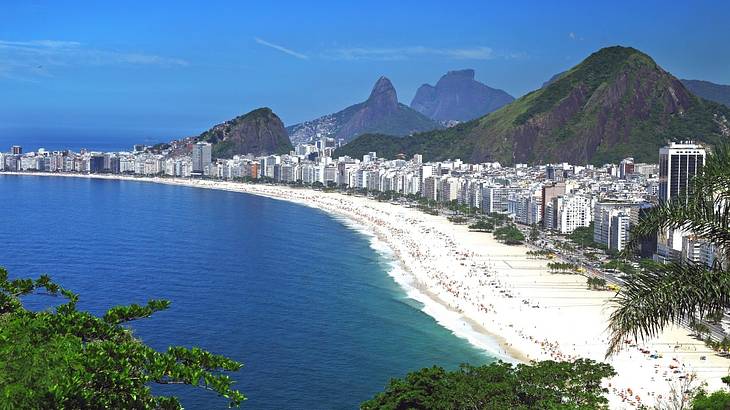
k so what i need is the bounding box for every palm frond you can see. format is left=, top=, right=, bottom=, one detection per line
left=606, top=262, right=730, bottom=356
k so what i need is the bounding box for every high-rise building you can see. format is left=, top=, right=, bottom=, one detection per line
left=609, top=212, right=631, bottom=251
left=554, top=194, right=593, bottom=234
left=619, top=157, right=635, bottom=179
left=656, top=141, right=706, bottom=261
left=89, top=155, right=105, bottom=173
left=594, top=202, right=637, bottom=251
left=658, top=142, right=705, bottom=203
left=541, top=182, right=566, bottom=228
left=192, top=142, right=212, bottom=175
left=11, top=145, right=22, bottom=155
left=482, top=186, right=523, bottom=214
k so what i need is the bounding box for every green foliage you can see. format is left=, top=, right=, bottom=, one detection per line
left=692, top=390, right=730, bottom=409
left=529, top=224, right=539, bottom=242
left=587, top=277, right=607, bottom=290
left=607, top=144, right=730, bottom=356
left=447, top=216, right=468, bottom=224
left=567, top=223, right=602, bottom=249
left=200, top=107, right=293, bottom=159
left=469, top=218, right=494, bottom=232
left=0, top=268, right=244, bottom=409
left=493, top=224, right=525, bottom=245
left=602, top=259, right=637, bottom=275
left=515, top=47, right=648, bottom=125
left=334, top=118, right=480, bottom=163
left=526, top=250, right=554, bottom=259
left=547, top=262, right=581, bottom=274
left=336, top=46, right=730, bottom=165
left=637, top=258, right=664, bottom=272
left=361, top=359, right=615, bottom=410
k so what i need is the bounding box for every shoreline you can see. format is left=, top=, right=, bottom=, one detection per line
left=5, top=171, right=730, bottom=408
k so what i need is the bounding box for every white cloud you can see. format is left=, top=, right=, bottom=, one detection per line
left=0, top=39, right=188, bottom=80
left=323, top=46, right=497, bottom=61
left=255, top=37, right=308, bottom=60
left=568, top=32, right=584, bottom=41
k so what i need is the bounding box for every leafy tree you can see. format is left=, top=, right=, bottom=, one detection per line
left=637, top=258, right=664, bottom=272
left=587, top=277, right=607, bottom=290
left=0, top=269, right=244, bottom=409
left=469, top=218, right=494, bottom=232
left=547, top=262, right=581, bottom=274
left=567, top=223, right=605, bottom=249
left=602, top=259, right=637, bottom=275
left=606, top=144, right=730, bottom=355
left=493, top=224, right=525, bottom=245
left=447, top=216, right=468, bottom=224
left=529, top=224, right=539, bottom=242
left=691, top=390, right=730, bottom=409
left=361, top=359, right=615, bottom=409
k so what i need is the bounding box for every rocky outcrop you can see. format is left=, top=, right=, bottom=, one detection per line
left=339, top=46, right=730, bottom=165
left=287, top=77, right=440, bottom=145
left=410, top=69, right=514, bottom=122
left=199, top=107, right=293, bottom=158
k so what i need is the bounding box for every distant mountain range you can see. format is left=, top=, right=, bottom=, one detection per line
left=410, top=69, right=514, bottom=122
left=336, top=46, right=730, bottom=165
left=681, top=79, right=730, bottom=108
left=198, top=107, right=293, bottom=158
left=286, top=77, right=441, bottom=145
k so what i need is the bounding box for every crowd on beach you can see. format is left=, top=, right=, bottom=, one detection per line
left=225, top=182, right=726, bottom=409
left=9, top=173, right=730, bottom=408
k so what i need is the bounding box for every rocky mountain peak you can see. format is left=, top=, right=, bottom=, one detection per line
left=367, top=76, right=399, bottom=111
left=443, top=69, right=476, bottom=81
left=410, top=69, right=514, bottom=122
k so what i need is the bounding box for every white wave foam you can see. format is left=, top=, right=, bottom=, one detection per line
left=334, top=215, right=515, bottom=363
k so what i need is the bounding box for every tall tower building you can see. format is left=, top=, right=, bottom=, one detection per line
left=541, top=182, right=566, bottom=228
left=619, top=157, right=635, bottom=179
left=658, top=142, right=705, bottom=203
left=192, top=142, right=212, bottom=175
left=656, top=141, right=706, bottom=261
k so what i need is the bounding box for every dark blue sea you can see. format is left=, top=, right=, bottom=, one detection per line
left=0, top=175, right=492, bottom=409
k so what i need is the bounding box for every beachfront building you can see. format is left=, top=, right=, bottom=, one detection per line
left=541, top=182, right=566, bottom=228
left=482, top=186, right=522, bottom=214
left=550, top=194, right=593, bottom=234
left=3, top=135, right=665, bottom=245
left=619, top=157, right=635, bottom=179
left=655, top=141, right=706, bottom=262
left=593, top=202, right=638, bottom=251
left=192, top=142, right=212, bottom=175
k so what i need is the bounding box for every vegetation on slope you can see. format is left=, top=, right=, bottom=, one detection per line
left=338, top=46, right=730, bottom=165
left=361, top=359, right=616, bottom=409
left=200, top=107, right=293, bottom=158
left=0, top=269, right=244, bottom=409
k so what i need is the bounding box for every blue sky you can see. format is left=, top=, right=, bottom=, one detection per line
left=1, top=0, right=729, bottom=143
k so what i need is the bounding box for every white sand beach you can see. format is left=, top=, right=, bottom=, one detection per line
left=7, top=172, right=730, bottom=408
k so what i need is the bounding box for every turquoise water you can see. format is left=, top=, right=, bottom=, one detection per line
left=0, top=175, right=492, bottom=409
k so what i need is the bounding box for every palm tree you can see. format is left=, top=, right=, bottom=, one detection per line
left=607, top=144, right=730, bottom=356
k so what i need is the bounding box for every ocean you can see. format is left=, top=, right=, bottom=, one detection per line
left=0, top=175, right=492, bottom=409
left=0, top=128, right=174, bottom=153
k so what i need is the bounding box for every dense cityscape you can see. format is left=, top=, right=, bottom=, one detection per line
left=1, top=139, right=717, bottom=270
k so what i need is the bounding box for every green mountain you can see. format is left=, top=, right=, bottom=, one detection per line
left=337, top=46, right=730, bottom=165
left=681, top=79, right=730, bottom=108
left=199, top=107, right=293, bottom=158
